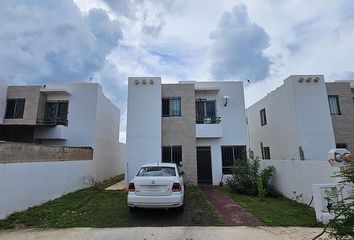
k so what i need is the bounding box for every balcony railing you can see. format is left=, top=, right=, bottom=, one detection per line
left=196, top=116, right=221, bottom=124
left=37, top=117, right=68, bottom=126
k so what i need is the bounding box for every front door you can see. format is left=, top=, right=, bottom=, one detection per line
left=197, top=146, right=212, bottom=184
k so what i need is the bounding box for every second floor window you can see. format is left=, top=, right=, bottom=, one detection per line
left=162, top=97, right=181, bottom=117
left=196, top=99, right=220, bottom=124
left=5, top=99, right=25, bottom=119
left=260, top=108, right=267, bottom=126
left=328, top=95, right=341, bottom=115
left=44, top=101, right=69, bottom=126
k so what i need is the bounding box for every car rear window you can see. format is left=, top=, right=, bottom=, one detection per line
left=137, top=166, right=176, bottom=177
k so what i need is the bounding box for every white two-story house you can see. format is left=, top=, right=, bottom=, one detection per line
left=125, top=77, right=248, bottom=185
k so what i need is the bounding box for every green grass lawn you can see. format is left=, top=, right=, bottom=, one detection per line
left=228, top=192, right=321, bottom=227
left=0, top=178, right=222, bottom=229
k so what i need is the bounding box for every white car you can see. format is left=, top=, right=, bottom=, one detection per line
left=127, top=163, right=184, bottom=212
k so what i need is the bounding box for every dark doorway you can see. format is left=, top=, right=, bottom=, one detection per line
left=197, top=146, right=212, bottom=184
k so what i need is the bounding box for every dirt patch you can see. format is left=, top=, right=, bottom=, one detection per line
left=200, top=186, right=264, bottom=226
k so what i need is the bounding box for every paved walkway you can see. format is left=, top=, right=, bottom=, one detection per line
left=199, top=186, right=263, bottom=226
left=105, top=180, right=125, bottom=191
left=0, top=227, right=329, bottom=240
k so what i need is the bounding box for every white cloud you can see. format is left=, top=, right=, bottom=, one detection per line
left=0, top=0, right=121, bottom=84
left=209, top=4, right=272, bottom=81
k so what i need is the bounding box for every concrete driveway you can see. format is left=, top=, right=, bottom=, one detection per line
left=0, top=227, right=328, bottom=240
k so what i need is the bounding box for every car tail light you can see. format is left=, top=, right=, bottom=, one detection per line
left=172, top=183, right=182, bottom=192
left=128, top=182, right=135, bottom=192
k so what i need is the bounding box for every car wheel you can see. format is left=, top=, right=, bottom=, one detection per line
left=176, top=204, right=184, bottom=213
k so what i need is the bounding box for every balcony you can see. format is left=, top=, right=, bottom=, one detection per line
left=34, top=124, right=67, bottom=140
left=196, top=116, right=221, bottom=124
left=196, top=116, right=222, bottom=138
left=37, top=117, right=68, bottom=126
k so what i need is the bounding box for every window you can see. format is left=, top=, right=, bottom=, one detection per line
left=328, top=95, right=341, bottom=115
left=162, top=146, right=182, bottom=165
left=43, top=101, right=69, bottom=125
left=221, top=145, right=246, bottom=174
left=336, top=143, right=348, bottom=149
left=196, top=99, right=220, bottom=124
left=5, top=99, right=25, bottom=119
left=263, top=147, right=271, bottom=160
left=260, top=108, right=267, bottom=126
left=137, top=166, right=176, bottom=177
left=162, top=98, right=181, bottom=117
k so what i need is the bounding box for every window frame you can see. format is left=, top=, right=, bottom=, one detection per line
left=162, top=97, right=181, bottom=117
left=263, top=146, right=271, bottom=160
left=260, top=108, right=267, bottom=126
left=221, top=145, right=247, bottom=174
left=4, top=99, right=25, bottom=119
left=161, top=145, right=182, bottom=166
left=328, top=95, right=341, bottom=115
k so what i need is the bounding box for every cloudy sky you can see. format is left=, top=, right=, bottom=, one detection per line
left=1, top=0, right=354, bottom=141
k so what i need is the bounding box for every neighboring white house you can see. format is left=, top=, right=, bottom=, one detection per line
left=0, top=82, right=125, bottom=180
left=247, top=75, right=336, bottom=161
left=125, top=77, right=248, bottom=185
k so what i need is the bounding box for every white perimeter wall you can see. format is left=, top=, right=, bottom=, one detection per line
left=0, top=160, right=93, bottom=219
left=260, top=160, right=337, bottom=206
left=247, top=75, right=335, bottom=160
left=195, top=81, right=248, bottom=185
left=125, top=77, right=162, bottom=184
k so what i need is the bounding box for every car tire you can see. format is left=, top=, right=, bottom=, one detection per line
left=176, top=204, right=184, bottom=213
left=129, top=207, right=137, bottom=212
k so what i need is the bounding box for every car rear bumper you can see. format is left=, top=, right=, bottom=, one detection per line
left=127, top=192, right=184, bottom=208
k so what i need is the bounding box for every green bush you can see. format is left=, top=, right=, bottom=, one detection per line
left=226, top=159, right=278, bottom=197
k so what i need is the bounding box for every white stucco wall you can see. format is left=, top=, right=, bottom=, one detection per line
left=0, top=79, right=8, bottom=123
left=195, top=81, right=248, bottom=185
left=0, top=160, right=94, bottom=219
left=247, top=75, right=335, bottom=160
left=125, top=77, right=162, bottom=185
left=260, top=160, right=337, bottom=206
left=93, top=86, right=123, bottom=181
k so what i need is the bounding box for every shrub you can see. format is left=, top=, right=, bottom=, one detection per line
left=226, top=159, right=277, bottom=197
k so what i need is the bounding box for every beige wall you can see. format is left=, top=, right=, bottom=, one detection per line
left=0, top=142, right=93, bottom=163
left=326, top=82, right=354, bottom=152
left=162, top=83, right=197, bottom=184
left=3, top=86, right=41, bottom=125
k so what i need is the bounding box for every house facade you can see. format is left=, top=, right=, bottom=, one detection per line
left=125, top=77, right=248, bottom=185
left=0, top=81, right=125, bottom=180
left=247, top=75, right=354, bottom=161
left=326, top=81, right=354, bottom=152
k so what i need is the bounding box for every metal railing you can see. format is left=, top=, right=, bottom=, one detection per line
left=37, top=117, right=68, bottom=126
left=196, top=116, right=221, bottom=124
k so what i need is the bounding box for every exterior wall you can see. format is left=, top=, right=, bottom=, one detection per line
left=35, top=83, right=98, bottom=146
left=0, top=160, right=94, bottom=219
left=125, top=77, right=162, bottom=185
left=326, top=82, right=354, bottom=152
left=162, top=83, right=197, bottom=184
left=0, top=80, right=7, bottom=123
left=93, top=86, right=123, bottom=181
left=260, top=160, right=338, bottom=206
left=195, top=81, right=248, bottom=185
left=247, top=75, right=336, bottom=160
left=0, top=142, right=93, bottom=163
left=3, top=86, right=41, bottom=125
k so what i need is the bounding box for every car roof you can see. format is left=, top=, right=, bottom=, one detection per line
left=141, top=163, right=177, bottom=168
